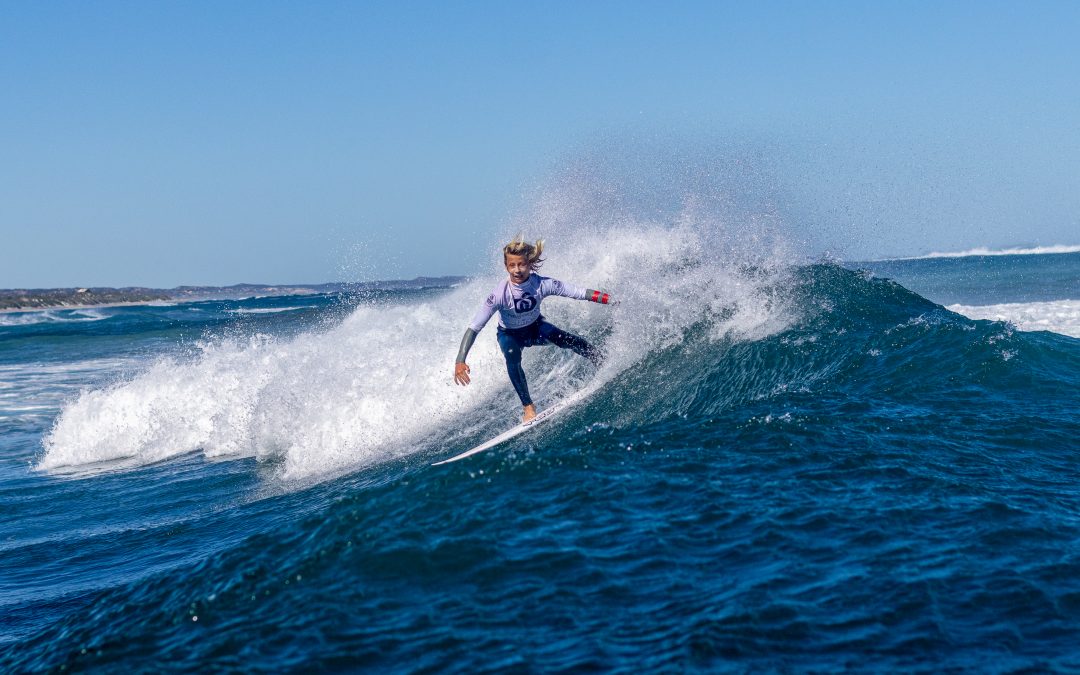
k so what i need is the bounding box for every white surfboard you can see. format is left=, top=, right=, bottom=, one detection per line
left=433, top=389, right=590, bottom=466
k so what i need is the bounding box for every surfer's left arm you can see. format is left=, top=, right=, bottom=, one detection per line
left=540, top=278, right=619, bottom=306
left=583, top=289, right=617, bottom=305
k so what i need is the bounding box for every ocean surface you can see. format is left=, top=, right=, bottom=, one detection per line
left=2, top=244, right=1079, bottom=672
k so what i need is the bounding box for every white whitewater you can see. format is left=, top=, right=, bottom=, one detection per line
left=39, top=211, right=798, bottom=482
left=948, top=299, right=1080, bottom=338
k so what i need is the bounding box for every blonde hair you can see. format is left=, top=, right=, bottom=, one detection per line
left=503, top=234, right=545, bottom=270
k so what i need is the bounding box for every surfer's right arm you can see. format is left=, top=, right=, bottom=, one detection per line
left=454, top=290, right=500, bottom=386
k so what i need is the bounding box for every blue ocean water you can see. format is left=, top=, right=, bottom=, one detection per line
left=1, top=248, right=1079, bottom=672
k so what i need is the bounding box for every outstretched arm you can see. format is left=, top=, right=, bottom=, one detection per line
left=453, top=328, right=477, bottom=385
left=539, top=278, right=618, bottom=305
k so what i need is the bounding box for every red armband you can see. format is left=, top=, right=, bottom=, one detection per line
left=587, top=289, right=611, bottom=304
left=587, top=287, right=613, bottom=302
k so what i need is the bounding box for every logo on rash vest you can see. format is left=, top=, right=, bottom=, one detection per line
left=514, top=292, right=536, bottom=313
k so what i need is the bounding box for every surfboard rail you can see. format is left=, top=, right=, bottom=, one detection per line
left=432, top=389, right=590, bottom=465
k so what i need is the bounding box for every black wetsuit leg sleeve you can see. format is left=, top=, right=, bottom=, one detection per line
left=497, top=330, right=533, bottom=406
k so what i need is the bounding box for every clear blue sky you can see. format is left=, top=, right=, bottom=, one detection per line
left=2, top=1, right=1077, bottom=288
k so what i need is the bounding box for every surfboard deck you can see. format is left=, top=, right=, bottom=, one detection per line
left=433, top=389, right=589, bottom=465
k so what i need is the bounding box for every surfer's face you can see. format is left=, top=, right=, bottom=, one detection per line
left=504, top=254, right=531, bottom=284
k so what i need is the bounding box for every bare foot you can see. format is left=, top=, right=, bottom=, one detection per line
left=522, top=404, right=537, bottom=422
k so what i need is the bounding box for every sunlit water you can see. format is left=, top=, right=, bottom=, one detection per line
left=2, top=239, right=1078, bottom=671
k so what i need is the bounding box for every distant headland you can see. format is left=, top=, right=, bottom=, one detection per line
left=0, top=276, right=466, bottom=311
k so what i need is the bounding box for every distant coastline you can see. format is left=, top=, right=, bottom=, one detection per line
left=0, top=276, right=466, bottom=312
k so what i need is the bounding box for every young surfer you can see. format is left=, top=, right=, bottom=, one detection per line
left=453, top=236, right=616, bottom=422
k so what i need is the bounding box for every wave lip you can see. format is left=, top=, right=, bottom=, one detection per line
left=947, top=299, right=1080, bottom=338
left=882, top=244, right=1080, bottom=261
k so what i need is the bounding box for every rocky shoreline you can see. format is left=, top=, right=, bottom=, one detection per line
left=0, top=276, right=465, bottom=311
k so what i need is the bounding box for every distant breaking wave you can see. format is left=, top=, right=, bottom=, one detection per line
left=0, top=308, right=112, bottom=327
left=948, top=299, right=1080, bottom=338
left=882, top=245, right=1080, bottom=261
left=225, top=306, right=307, bottom=315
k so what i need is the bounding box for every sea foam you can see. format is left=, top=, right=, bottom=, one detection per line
left=947, top=299, right=1080, bottom=338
